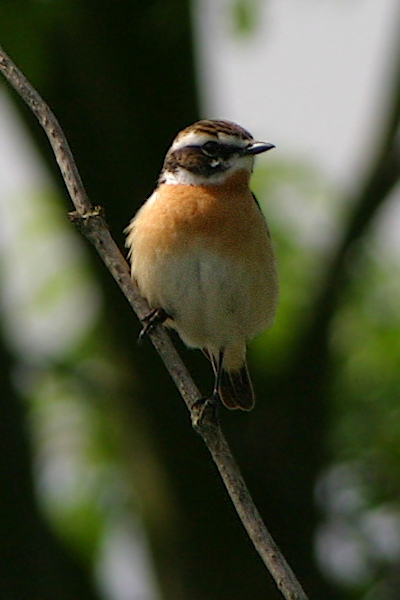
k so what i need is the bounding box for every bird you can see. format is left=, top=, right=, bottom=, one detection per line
left=125, top=119, right=278, bottom=411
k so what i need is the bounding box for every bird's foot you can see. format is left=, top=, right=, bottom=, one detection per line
left=138, top=308, right=168, bottom=342
left=191, top=390, right=220, bottom=430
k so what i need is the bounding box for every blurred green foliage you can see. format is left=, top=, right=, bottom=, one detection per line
left=232, top=0, right=260, bottom=36
left=0, top=2, right=400, bottom=600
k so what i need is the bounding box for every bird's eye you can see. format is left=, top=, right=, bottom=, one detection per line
left=202, top=141, right=220, bottom=157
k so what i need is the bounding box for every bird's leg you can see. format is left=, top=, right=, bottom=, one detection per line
left=192, top=348, right=224, bottom=422
left=211, top=348, right=224, bottom=403
left=138, top=308, right=169, bottom=342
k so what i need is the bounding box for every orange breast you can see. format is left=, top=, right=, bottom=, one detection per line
left=134, top=170, right=268, bottom=261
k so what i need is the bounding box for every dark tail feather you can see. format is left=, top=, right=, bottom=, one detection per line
left=219, top=363, right=255, bottom=411
left=203, top=350, right=255, bottom=411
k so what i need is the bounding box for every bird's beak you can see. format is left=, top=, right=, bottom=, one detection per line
left=243, top=141, right=275, bottom=155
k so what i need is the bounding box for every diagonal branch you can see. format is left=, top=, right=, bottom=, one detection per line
left=0, top=45, right=309, bottom=600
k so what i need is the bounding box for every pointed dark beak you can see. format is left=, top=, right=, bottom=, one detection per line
left=243, top=141, right=275, bottom=156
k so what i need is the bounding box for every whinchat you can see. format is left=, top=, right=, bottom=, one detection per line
left=125, top=119, right=278, bottom=410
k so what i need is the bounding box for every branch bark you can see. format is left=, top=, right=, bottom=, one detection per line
left=0, top=44, right=309, bottom=600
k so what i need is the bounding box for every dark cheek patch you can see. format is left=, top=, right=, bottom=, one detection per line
left=171, top=148, right=229, bottom=176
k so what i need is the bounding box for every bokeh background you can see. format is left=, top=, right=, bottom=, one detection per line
left=1, top=1, right=400, bottom=599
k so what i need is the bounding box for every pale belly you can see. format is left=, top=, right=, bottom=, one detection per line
left=133, top=246, right=278, bottom=351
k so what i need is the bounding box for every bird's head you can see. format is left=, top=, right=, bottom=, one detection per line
left=159, top=119, right=274, bottom=185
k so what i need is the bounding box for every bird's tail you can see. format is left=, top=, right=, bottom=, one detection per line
left=219, top=361, right=255, bottom=410
left=206, top=347, right=255, bottom=411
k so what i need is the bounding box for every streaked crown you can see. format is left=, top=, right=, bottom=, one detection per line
left=159, top=119, right=274, bottom=186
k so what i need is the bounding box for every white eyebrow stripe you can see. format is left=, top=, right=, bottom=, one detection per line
left=170, top=131, right=250, bottom=153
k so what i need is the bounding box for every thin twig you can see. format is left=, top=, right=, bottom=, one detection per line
left=0, top=44, right=309, bottom=600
